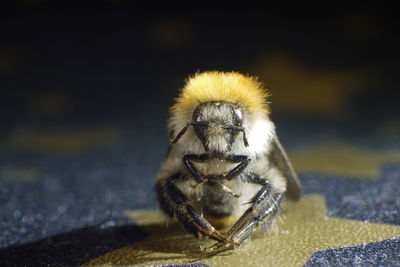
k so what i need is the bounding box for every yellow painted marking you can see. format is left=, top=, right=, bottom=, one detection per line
left=252, top=52, right=371, bottom=116
left=0, top=168, right=39, bottom=182
left=82, top=195, right=400, bottom=267
left=289, top=142, right=400, bottom=179
left=3, top=127, right=120, bottom=154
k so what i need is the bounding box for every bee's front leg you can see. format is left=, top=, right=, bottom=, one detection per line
left=203, top=176, right=283, bottom=253
left=205, top=155, right=250, bottom=181
left=183, top=154, right=237, bottom=197
left=156, top=173, right=229, bottom=244
left=183, top=154, right=210, bottom=185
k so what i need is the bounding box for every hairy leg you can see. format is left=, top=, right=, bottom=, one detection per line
left=156, top=173, right=231, bottom=243
left=203, top=175, right=283, bottom=253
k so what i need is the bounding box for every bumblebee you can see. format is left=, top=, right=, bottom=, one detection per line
left=156, top=71, right=301, bottom=253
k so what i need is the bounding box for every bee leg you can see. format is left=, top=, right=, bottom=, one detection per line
left=203, top=180, right=240, bottom=198
left=183, top=154, right=211, bottom=185
left=205, top=155, right=250, bottom=181
left=203, top=177, right=283, bottom=253
left=224, top=155, right=250, bottom=180
left=227, top=178, right=283, bottom=244
left=231, top=191, right=283, bottom=245
left=183, top=154, right=240, bottom=197
left=156, top=173, right=228, bottom=243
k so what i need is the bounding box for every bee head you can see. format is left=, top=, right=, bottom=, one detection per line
left=172, top=101, right=248, bottom=154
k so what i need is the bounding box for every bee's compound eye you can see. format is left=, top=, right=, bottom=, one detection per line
left=233, top=108, right=243, bottom=126
left=193, top=111, right=203, bottom=123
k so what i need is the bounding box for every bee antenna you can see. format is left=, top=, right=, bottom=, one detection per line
left=241, top=129, right=249, bottom=147
left=170, top=124, right=191, bottom=144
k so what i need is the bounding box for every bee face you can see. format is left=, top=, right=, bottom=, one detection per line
left=192, top=101, right=244, bottom=154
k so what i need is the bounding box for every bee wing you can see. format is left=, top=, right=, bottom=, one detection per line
left=268, top=135, right=301, bottom=200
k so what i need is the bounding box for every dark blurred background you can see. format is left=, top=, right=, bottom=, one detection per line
left=1, top=2, right=399, bottom=131
left=1, top=2, right=400, bottom=266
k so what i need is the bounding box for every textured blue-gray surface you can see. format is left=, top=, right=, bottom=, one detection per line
left=301, top=166, right=400, bottom=225
left=305, top=239, right=400, bottom=267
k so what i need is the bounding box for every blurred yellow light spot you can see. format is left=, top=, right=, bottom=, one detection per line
left=3, top=127, right=119, bottom=154
left=289, top=142, right=400, bottom=179
left=30, top=89, right=71, bottom=115
left=252, top=52, right=373, bottom=116
left=343, top=11, right=378, bottom=39
left=380, top=120, right=400, bottom=137
left=0, top=46, right=23, bottom=75
left=147, top=19, right=193, bottom=49
left=0, top=168, right=39, bottom=182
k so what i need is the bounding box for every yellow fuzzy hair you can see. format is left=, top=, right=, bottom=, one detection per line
left=171, top=71, right=270, bottom=115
